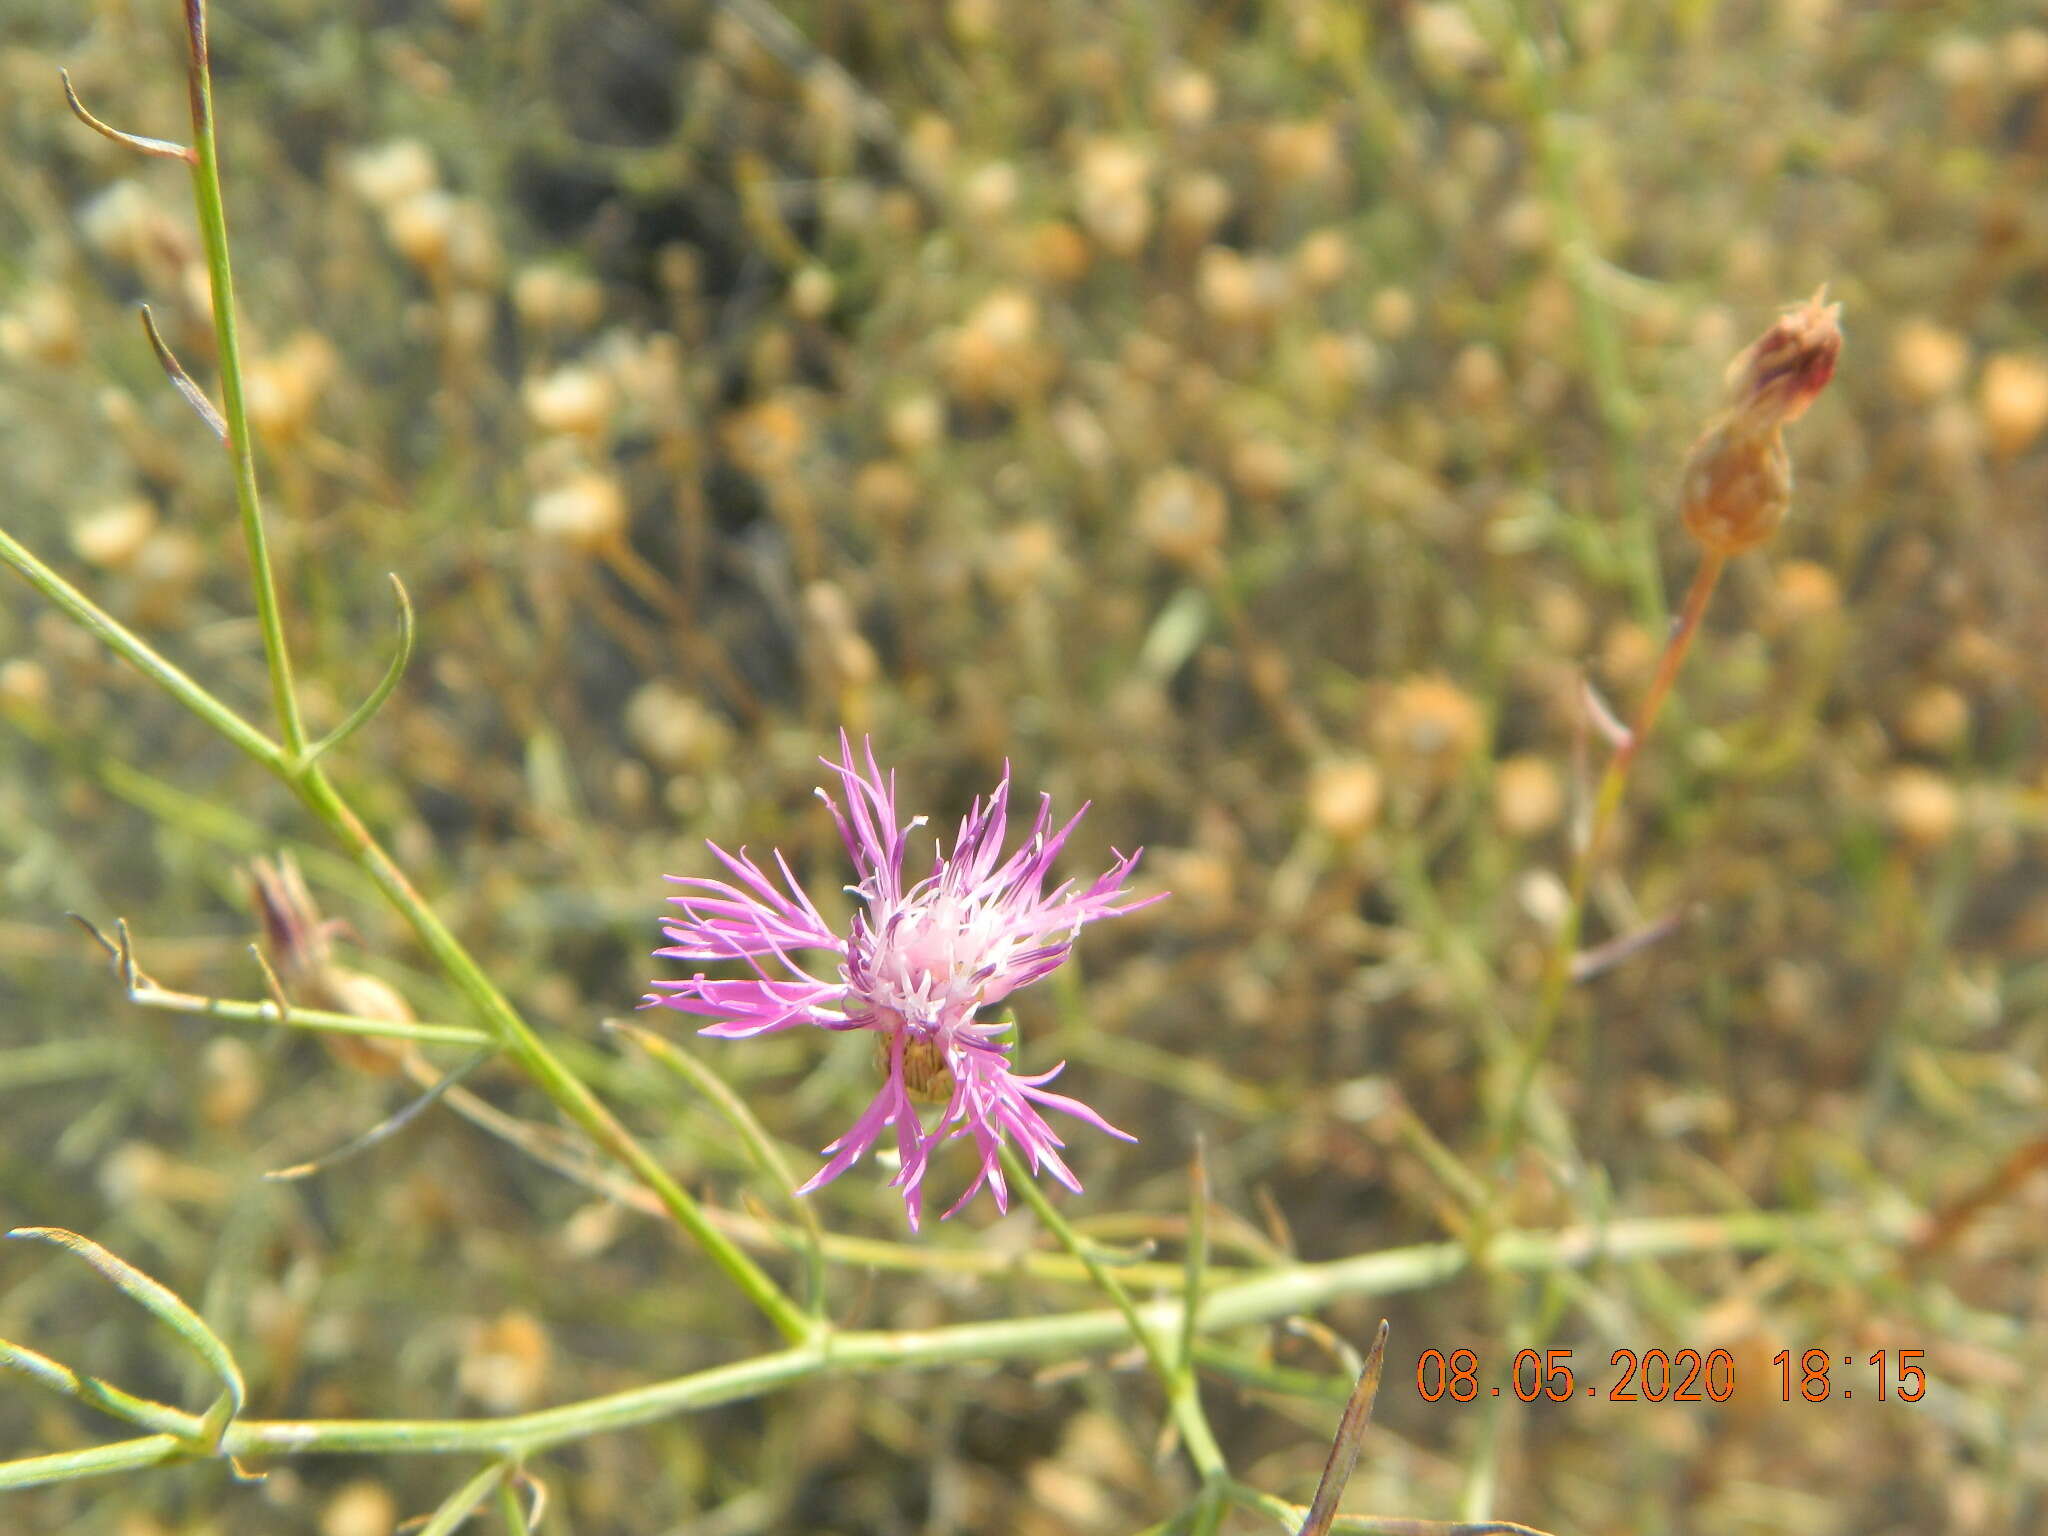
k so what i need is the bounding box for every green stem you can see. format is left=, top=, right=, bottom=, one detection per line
left=117, top=978, right=493, bottom=1050
left=0, top=523, right=804, bottom=1340
left=1004, top=1147, right=1227, bottom=1485
left=0, top=1208, right=1853, bottom=1487
left=286, top=764, right=814, bottom=1344
left=180, top=0, right=306, bottom=757
left=0, top=1435, right=189, bottom=1492
left=1495, top=549, right=1727, bottom=1156
left=0, top=525, right=280, bottom=770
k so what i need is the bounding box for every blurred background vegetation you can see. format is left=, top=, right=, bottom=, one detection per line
left=2, top=0, right=2047, bottom=1531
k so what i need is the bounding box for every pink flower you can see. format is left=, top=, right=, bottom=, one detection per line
left=645, top=734, right=1156, bottom=1228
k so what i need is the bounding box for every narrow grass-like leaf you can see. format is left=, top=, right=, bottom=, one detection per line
left=0, top=1039, right=126, bottom=1092
left=137, top=304, right=228, bottom=443
left=412, top=1461, right=507, bottom=1536
left=1179, top=1137, right=1209, bottom=1377
left=264, top=1048, right=492, bottom=1181
left=7, top=1229, right=244, bottom=1423
left=609, top=1020, right=825, bottom=1305
left=497, top=1470, right=545, bottom=1534
left=306, top=574, right=416, bottom=763
left=0, top=1336, right=195, bottom=1436
left=0, top=1434, right=188, bottom=1492
left=1296, top=1320, right=1388, bottom=1536
left=59, top=70, right=192, bottom=161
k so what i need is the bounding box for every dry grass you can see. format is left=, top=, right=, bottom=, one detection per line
left=1, top=1, right=2046, bottom=1532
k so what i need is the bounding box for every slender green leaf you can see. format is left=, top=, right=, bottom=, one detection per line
left=415, top=1462, right=507, bottom=1536
left=307, top=574, right=416, bottom=762
left=0, top=1336, right=194, bottom=1436
left=8, top=1228, right=244, bottom=1420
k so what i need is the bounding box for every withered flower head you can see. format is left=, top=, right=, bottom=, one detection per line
left=1723, top=286, right=1843, bottom=432
left=249, top=854, right=413, bottom=1074
left=1681, top=288, right=1843, bottom=556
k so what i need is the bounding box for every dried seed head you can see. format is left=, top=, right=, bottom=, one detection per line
left=1293, top=228, right=1350, bottom=292
left=945, top=289, right=1048, bottom=405
left=384, top=188, right=455, bottom=272
left=1197, top=246, right=1282, bottom=327
left=1135, top=465, right=1228, bottom=566
left=0, top=659, right=51, bottom=712
left=1409, top=2, right=1493, bottom=81
left=1978, top=352, right=2048, bottom=458
left=1888, top=317, right=1970, bottom=403
left=853, top=459, right=921, bottom=526
left=1899, top=683, right=1970, bottom=752
left=1307, top=757, right=1384, bottom=841
left=1377, top=674, right=1485, bottom=784
left=1165, top=171, right=1233, bottom=246
left=1680, top=289, right=1842, bottom=555
left=79, top=181, right=191, bottom=274
left=321, top=1482, right=399, bottom=1536
left=788, top=264, right=837, bottom=320
left=1260, top=118, right=1341, bottom=189
left=245, top=332, right=339, bottom=444
left=962, top=160, right=1020, bottom=224
left=1228, top=436, right=1298, bottom=502
left=523, top=365, right=616, bottom=440
left=346, top=139, right=439, bottom=210
left=1368, top=285, right=1418, bottom=339
left=1153, top=65, right=1218, bottom=130
left=1883, top=766, right=1961, bottom=850
left=459, top=1310, right=551, bottom=1412
left=1074, top=138, right=1154, bottom=257
left=1493, top=754, right=1564, bottom=838
left=1023, top=220, right=1092, bottom=286
left=625, top=681, right=732, bottom=770
left=199, top=1037, right=261, bottom=1129
left=528, top=469, right=629, bottom=553
left=513, top=264, right=605, bottom=332
left=984, top=519, right=1066, bottom=599
left=130, top=528, right=204, bottom=625
left=69, top=498, right=157, bottom=570
left=886, top=393, right=945, bottom=455
left=803, top=580, right=879, bottom=688
left=0, top=285, right=84, bottom=367
left=1771, top=559, right=1842, bottom=625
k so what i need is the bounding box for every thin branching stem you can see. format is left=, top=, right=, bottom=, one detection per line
left=1003, top=1145, right=1230, bottom=1485
left=284, top=763, right=816, bottom=1343
left=0, top=526, right=280, bottom=770
left=0, top=1208, right=1860, bottom=1490
left=178, top=0, right=306, bottom=757
left=1496, top=548, right=1728, bottom=1155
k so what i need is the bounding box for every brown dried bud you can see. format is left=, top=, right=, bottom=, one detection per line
left=250, top=855, right=409, bottom=1076
left=1680, top=288, right=1842, bottom=555
left=1723, top=287, right=1843, bottom=432
left=1678, top=416, right=1791, bottom=555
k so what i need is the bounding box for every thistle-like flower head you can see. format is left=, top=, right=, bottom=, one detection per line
left=645, top=734, right=1156, bottom=1228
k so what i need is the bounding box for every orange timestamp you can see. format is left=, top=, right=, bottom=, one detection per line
left=1415, top=1348, right=1927, bottom=1404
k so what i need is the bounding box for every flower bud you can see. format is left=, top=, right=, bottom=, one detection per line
left=1679, top=288, right=1841, bottom=555
left=1677, top=415, right=1791, bottom=555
